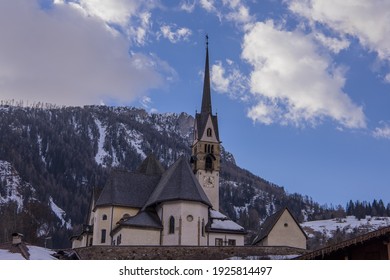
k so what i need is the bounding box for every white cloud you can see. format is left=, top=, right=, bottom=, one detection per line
left=180, top=0, right=196, bottom=13
left=288, top=0, right=390, bottom=62
left=67, top=0, right=156, bottom=45
left=159, top=24, right=192, bottom=43
left=211, top=62, right=230, bottom=93
left=199, top=0, right=253, bottom=25
left=222, top=0, right=252, bottom=25
left=384, top=73, right=390, bottom=84
left=373, top=121, right=390, bottom=139
left=211, top=60, right=249, bottom=100
left=0, top=0, right=167, bottom=106
left=241, top=20, right=366, bottom=128
left=200, top=0, right=216, bottom=12
left=313, top=32, right=350, bottom=54
left=247, top=101, right=278, bottom=125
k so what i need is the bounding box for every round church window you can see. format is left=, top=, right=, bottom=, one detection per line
left=187, top=215, right=194, bottom=222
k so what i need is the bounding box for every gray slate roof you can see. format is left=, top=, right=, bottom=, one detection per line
left=136, top=154, right=165, bottom=175
left=143, top=156, right=212, bottom=208
left=117, top=210, right=163, bottom=230
left=95, top=155, right=165, bottom=208
left=95, top=170, right=161, bottom=208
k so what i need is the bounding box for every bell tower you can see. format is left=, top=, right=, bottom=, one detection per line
left=191, top=36, right=221, bottom=210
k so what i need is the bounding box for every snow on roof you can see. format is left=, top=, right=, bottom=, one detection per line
left=210, top=209, right=227, bottom=219
left=211, top=219, right=244, bottom=231
left=209, top=210, right=245, bottom=232
left=0, top=245, right=56, bottom=260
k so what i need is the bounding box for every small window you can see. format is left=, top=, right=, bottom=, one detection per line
left=187, top=215, right=193, bottom=222
left=101, top=229, right=106, bottom=243
left=169, top=216, right=175, bottom=234
left=207, top=128, right=212, bottom=137
left=201, top=219, right=205, bottom=237
left=215, top=238, right=223, bottom=246
left=102, top=214, right=107, bottom=220
left=284, top=223, right=288, bottom=227
left=117, top=234, right=122, bottom=246
left=228, top=239, right=236, bottom=246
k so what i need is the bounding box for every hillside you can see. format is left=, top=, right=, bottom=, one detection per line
left=0, top=104, right=337, bottom=247
left=302, top=215, right=390, bottom=249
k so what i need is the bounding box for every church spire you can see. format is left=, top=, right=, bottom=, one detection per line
left=201, top=35, right=212, bottom=115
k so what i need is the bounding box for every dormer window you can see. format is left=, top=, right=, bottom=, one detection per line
left=207, top=128, right=212, bottom=137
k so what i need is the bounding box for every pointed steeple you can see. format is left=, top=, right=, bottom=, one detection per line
left=201, top=35, right=212, bottom=115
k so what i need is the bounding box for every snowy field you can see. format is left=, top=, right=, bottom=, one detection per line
left=301, top=215, right=390, bottom=238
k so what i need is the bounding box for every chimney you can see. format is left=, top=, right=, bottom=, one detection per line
left=12, top=232, right=23, bottom=245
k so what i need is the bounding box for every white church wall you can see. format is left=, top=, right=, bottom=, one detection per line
left=112, top=228, right=161, bottom=246
left=159, top=201, right=209, bottom=246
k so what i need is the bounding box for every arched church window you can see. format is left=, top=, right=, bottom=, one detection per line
left=207, top=128, right=212, bottom=137
left=205, top=155, right=213, bottom=171
left=102, top=214, right=107, bottom=220
left=211, top=145, right=214, bottom=154
left=202, top=219, right=205, bottom=237
left=169, top=216, right=175, bottom=234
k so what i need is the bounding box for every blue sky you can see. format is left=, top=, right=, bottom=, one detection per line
left=1, top=0, right=390, bottom=206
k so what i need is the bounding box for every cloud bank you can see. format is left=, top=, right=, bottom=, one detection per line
left=0, top=0, right=167, bottom=106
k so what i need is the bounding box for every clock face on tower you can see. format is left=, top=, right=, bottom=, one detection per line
left=203, top=176, right=215, bottom=188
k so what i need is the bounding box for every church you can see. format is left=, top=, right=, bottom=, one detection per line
left=71, top=40, right=246, bottom=248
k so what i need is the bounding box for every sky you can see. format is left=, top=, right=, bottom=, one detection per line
left=1, top=0, right=390, bottom=207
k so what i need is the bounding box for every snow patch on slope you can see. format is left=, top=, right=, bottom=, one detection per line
left=49, top=197, right=72, bottom=230
left=0, top=160, right=36, bottom=212
left=94, top=118, right=109, bottom=166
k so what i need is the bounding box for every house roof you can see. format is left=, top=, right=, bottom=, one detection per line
left=206, top=210, right=246, bottom=234
left=115, top=210, right=163, bottom=231
left=95, top=169, right=161, bottom=208
left=298, top=225, right=390, bottom=260
left=95, top=155, right=165, bottom=208
left=143, top=156, right=212, bottom=208
left=252, top=207, right=307, bottom=245
left=136, top=154, right=165, bottom=176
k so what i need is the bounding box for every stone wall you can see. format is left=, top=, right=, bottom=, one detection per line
left=74, top=246, right=306, bottom=260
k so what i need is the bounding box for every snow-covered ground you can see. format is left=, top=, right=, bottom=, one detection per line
left=301, top=215, right=390, bottom=238
left=0, top=245, right=56, bottom=260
